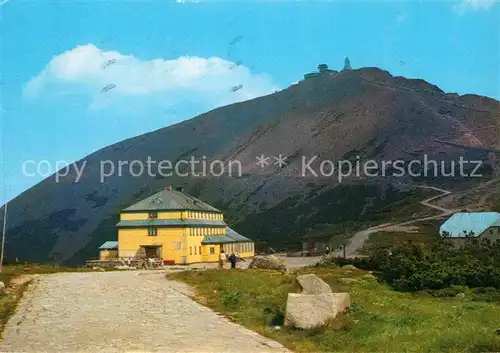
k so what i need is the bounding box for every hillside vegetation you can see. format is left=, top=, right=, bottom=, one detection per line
left=170, top=234, right=500, bottom=352
left=168, top=267, right=500, bottom=353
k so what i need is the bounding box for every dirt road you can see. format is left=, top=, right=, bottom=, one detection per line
left=338, top=185, right=454, bottom=257
left=0, top=271, right=289, bottom=353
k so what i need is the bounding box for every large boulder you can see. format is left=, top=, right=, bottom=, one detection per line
left=296, top=274, right=332, bottom=294
left=0, top=281, right=5, bottom=294
left=248, top=255, right=285, bottom=270
left=284, top=292, right=351, bottom=329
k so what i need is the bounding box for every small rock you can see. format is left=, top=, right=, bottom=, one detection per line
left=98, top=268, right=105, bottom=272
left=248, top=255, right=285, bottom=270
left=114, top=265, right=135, bottom=270
left=263, top=340, right=285, bottom=349
left=296, top=274, right=332, bottom=294
left=273, top=326, right=281, bottom=331
left=338, top=278, right=358, bottom=285
left=342, top=265, right=358, bottom=270
left=361, top=274, right=376, bottom=280
left=0, top=281, right=5, bottom=293
left=456, top=293, right=465, bottom=298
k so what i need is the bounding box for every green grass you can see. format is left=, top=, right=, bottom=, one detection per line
left=168, top=268, right=500, bottom=353
left=0, top=264, right=91, bottom=336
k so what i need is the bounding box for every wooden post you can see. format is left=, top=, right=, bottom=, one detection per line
left=0, top=201, right=8, bottom=274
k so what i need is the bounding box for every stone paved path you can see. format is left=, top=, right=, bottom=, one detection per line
left=0, top=271, right=290, bottom=353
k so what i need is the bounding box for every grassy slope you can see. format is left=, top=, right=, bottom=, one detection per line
left=168, top=268, right=500, bottom=353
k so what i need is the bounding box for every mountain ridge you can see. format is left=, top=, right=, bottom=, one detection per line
left=2, top=67, right=499, bottom=264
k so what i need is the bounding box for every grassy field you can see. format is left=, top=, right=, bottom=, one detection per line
left=0, top=264, right=91, bottom=336
left=168, top=267, right=500, bottom=353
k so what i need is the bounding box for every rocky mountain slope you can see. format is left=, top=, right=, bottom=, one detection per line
left=2, top=67, right=499, bottom=264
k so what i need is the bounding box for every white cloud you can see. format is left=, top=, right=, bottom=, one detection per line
left=453, top=0, right=497, bottom=12
left=24, top=44, right=279, bottom=113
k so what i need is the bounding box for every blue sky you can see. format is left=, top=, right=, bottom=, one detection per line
left=0, top=0, right=499, bottom=204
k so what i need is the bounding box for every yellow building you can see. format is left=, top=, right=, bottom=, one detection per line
left=98, top=186, right=254, bottom=264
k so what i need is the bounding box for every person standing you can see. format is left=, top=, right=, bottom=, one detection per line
left=228, top=252, right=237, bottom=269
left=218, top=250, right=226, bottom=269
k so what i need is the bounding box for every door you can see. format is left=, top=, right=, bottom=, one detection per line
left=144, top=246, right=159, bottom=258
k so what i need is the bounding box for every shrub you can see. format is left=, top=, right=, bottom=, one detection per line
left=364, top=240, right=500, bottom=292
left=221, top=289, right=243, bottom=308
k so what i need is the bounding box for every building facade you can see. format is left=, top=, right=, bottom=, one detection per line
left=98, top=241, right=118, bottom=260
left=98, top=186, right=254, bottom=264
left=439, top=212, right=500, bottom=248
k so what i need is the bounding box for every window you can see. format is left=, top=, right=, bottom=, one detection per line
left=199, top=246, right=201, bottom=255
left=148, top=211, right=158, bottom=219
left=210, top=247, right=215, bottom=255
left=148, top=227, right=157, bottom=236
left=194, top=247, right=197, bottom=255
left=489, top=229, right=494, bottom=234
left=190, top=247, right=192, bottom=255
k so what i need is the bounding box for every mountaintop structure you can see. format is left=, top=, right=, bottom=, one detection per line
left=343, top=57, right=352, bottom=71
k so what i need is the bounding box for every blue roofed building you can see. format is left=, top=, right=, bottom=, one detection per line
left=439, top=212, right=500, bottom=247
